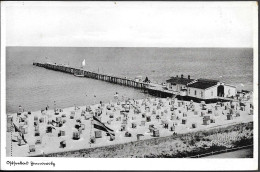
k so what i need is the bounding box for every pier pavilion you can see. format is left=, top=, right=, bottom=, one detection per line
left=166, top=75, right=237, bottom=103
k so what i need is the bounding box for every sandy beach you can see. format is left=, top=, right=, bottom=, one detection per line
left=6, top=97, right=253, bottom=157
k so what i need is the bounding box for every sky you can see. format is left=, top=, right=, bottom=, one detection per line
left=2, top=1, right=257, bottom=47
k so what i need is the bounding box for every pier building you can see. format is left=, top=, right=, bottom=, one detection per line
left=166, top=75, right=237, bottom=101
left=166, top=74, right=195, bottom=93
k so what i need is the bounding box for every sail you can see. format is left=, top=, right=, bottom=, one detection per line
left=82, top=59, right=86, bottom=67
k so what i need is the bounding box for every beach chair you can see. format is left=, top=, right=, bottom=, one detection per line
left=56, top=117, right=62, bottom=122
left=140, top=121, right=145, bottom=126
left=227, top=114, right=233, bottom=120
left=80, top=124, right=85, bottom=130
left=125, top=131, right=132, bottom=137
left=35, top=138, right=42, bottom=145
left=70, top=114, right=75, bottom=119
left=146, top=116, right=151, bottom=122
left=46, top=126, right=53, bottom=133
left=121, top=118, right=127, bottom=124
left=191, top=123, right=197, bottom=129
left=149, top=124, right=155, bottom=133
left=95, top=130, right=102, bottom=138
left=136, top=134, right=144, bottom=141
left=125, top=106, right=130, bottom=113
left=81, top=111, right=86, bottom=116
left=72, top=131, right=80, bottom=140
left=210, top=119, right=215, bottom=123
left=120, top=125, right=126, bottom=131
left=109, top=114, right=114, bottom=118
left=153, top=129, right=160, bottom=137
left=170, top=125, right=175, bottom=131
left=34, top=116, right=38, bottom=121
left=75, top=124, right=81, bottom=130
left=34, top=121, right=39, bottom=126
left=35, top=130, right=40, bottom=137
left=163, top=122, right=169, bottom=129
left=39, top=117, right=44, bottom=123
left=29, top=145, right=36, bottom=153
left=203, top=119, right=210, bottom=125
left=90, top=137, right=96, bottom=143
left=60, top=140, right=66, bottom=148
left=171, top=115, right=176, bottom=120
left=182, top=119, right=187, bottom=124
left=110, top=135, right=115, bottom=141
left=70, top=111, right=75, bottom=119
left=58, top=130, right=65, bottom=137
left=145, top=106, right=150, bottom=112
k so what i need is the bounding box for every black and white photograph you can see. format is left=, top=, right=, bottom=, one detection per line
left=1, top=1, right=258, bottom=171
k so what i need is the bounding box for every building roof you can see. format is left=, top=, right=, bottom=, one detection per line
left=187, top=78, right=219, bottom=89
left=197, top=79, right=219, bottom=83
left=166, top=77, right=194, bottom=85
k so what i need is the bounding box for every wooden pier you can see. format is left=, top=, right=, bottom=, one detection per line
left=32, top=62, right=235, bottom=103
left=33, top=62, right=149, bottom=90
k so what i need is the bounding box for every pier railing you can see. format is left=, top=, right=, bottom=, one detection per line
left=33, top=62, right=149, bottom=90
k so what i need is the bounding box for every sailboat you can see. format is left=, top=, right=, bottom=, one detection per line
left=74, top=59, right=85, bottom=77
left=82, top=59, right=86, bottom=68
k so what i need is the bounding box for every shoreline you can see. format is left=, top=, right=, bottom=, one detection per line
left=6, top=97, right=253, bottom=157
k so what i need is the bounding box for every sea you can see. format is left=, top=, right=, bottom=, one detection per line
left=6, top=47, right=253, bottom=113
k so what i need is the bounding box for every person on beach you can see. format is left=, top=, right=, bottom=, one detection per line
left=40, top=149, right=45, bottom=156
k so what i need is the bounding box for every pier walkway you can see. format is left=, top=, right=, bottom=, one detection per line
left=33, top=62, right=151, bottom=90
